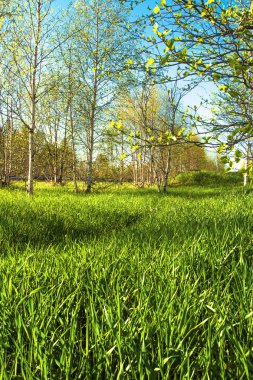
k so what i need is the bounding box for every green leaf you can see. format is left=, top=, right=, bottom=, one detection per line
left=160, top=54, right=169, bottom=65
left=177, top=127, right=186, bottom=136
left=153, top=23, right=158, bottom=34
left=116, top=121, right=123, bottom=129
left=197, top=37, right=204, bottom=43
left=228, top=89, right=237, bottom=98
left=132, top=144, right=139, bottom=151
left=147, top=57, right=155, bottom=66
left=186, top=1, right=194, bottom=9
left=153, top=5, right=160, bottom=13
left=165, top=39, right=175, bottom=50
left=218, top=85, right=228, bottom=92
left=234, top=149, right=242, bottom=161
left=179, top=47, right=187, bottom=60
left=212, top=73, right=221, bottom=81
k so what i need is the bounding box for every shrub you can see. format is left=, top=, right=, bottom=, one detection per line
left=176, top=171, right=243, bottom=186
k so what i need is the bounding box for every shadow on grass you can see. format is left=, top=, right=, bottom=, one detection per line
left=0, top=207, right=142, bottom=252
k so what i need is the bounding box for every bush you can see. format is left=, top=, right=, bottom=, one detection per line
left=176, top=171, right=243, bottom=186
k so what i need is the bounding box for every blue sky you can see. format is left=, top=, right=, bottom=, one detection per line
left=53, top=0, right=158, bottom=13
left=53, top=0, right=71, bottom=8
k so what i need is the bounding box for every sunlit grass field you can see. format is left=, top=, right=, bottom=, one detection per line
left=0, top=183, right=252, bottom=379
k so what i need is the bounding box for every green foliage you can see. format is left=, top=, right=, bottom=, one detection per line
left=176, top=170, right=243, bottom=186
left=0, top=184, right=252, bottom=378
left=136, top=0, right=253, bottom=154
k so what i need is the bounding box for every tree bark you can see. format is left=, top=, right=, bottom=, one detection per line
left=163, top=143, right=172, bottom=193
left=26, top=129, right=34, bottom=194
left=244, top=135, right=251, bottom=186
left=69, top=99, right=79, bottom=193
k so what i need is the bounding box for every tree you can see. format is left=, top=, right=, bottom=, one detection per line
left=58, top=37, right=81, bottom=192
left=114, top=83, right=214, bottom=191
left=143, top=1, right=253, bottom=85
left=0, top=90, right=15, bottom=186
left=0, top=0, right=60, bottom=194
left=123, top=0, right=253, bottom=152
left=199, top=83, right=253, bottom=181
left=37, top=72, right=75, bottom=183
left=72, top=0, right=133, bottom=192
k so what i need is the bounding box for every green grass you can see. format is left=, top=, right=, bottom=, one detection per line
left=0, top=183, right=252, bottom=379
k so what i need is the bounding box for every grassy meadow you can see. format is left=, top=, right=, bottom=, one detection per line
left=0, top=182, right=252, bottom=379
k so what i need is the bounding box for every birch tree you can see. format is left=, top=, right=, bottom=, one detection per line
left=73, top=0, right=132, bottom=192
left=116, top=84, right=195, bottom=191
left=1, top=0, right=59, bottom=194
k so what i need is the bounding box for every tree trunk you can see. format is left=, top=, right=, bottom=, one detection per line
left=70, top=101, right=79, bottom=193
left=53, top=121, right=59, bottom=184
left=86, top=103, right=95, bottom=193
left=244, top=135, right=251, bottom=186
left=26, top=129, right=34, bottom=194
left=85, top=104, right=97, bottom=194
left=132, top=152, right=138, bottom=186
left=59, top=112, right=69, bottom=185
left=163, top=144, right=172, bottom=193
left=150, top=147, right=161, bottom=192
left=86, top=145, right=94, bottom=193
left=3, top=100, right=14, bottom=186
left=119, top=133, right=124, bottom=184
